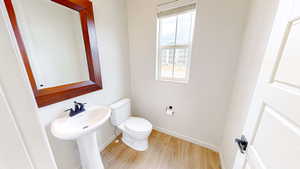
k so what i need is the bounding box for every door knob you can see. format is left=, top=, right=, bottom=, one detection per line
left=235, top=135, right=248, bottom=154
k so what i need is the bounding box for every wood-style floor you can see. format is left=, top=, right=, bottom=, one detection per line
left=101, top=130, right=221, bottom=169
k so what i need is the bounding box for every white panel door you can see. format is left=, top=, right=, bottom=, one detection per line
left=0, top=85, right=33, bottom=169
left=233, top=0, right=300, bottom=169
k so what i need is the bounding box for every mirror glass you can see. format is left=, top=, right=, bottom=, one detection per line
left=13, top=0, right=89, bottom=89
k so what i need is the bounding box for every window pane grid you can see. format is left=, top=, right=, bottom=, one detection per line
left=157, top=9, right=195, bottom=83
left=160, top=48, right=174, bottom=78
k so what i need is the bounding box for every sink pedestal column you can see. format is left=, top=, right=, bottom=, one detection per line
left=76, top=132, right=104, bottom=169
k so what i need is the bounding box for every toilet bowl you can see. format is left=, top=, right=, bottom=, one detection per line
left=119, top=117, right=152, bottom=151
left=110, top=99, right=152, bottom=151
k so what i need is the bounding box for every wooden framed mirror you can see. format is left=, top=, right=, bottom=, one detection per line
left=4, top=0, right=102, bottom=107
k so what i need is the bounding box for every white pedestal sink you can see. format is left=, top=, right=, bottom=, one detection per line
left=51, top=106, right=111, bottom=169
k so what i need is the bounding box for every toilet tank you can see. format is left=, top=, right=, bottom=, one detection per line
left=110, top=98, right=131, bottom=126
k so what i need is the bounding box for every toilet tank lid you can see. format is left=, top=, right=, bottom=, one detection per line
left=110, top=98, right=130, bottom=109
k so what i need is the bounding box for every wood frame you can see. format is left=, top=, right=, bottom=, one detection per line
left=4, top=0, right=103, bottom=107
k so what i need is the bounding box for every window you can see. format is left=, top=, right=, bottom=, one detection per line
left=156, top=5, right=196, bottom=83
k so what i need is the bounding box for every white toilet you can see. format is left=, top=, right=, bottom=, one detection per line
left=110, top=99, right=152, bottom=151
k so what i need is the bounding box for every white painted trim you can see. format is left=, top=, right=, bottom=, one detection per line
left=89, top=127, right=224, bottom=169
left=157, top=0, right=196, bottom=12
left=98, top=134, right=119, bottom=152
left=153, top=126, right=219, bottom=152
left=95, top=126, right=220, bottom=153
left=155, top=126, right=228, bottom=169
left=156, top=10, right=195, bottom=84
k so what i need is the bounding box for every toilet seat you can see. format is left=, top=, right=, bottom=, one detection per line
left=124, top=117, right=152, bottom=134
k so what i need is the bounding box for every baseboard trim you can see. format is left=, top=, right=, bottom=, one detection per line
left=83, top=127, right=224, bottom=169
left=153, top=126, right=219, bottom=152
left=98, top=134, right=118, bottom=152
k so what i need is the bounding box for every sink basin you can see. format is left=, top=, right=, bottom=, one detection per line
left=51, top=106, right=111, bottom=140
left=51, top=105, right=111, bottom=169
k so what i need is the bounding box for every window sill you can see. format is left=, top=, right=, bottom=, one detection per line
left=156, top=78, right=189, bottom=84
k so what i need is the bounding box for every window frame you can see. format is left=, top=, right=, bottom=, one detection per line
left=156, top=9, right=196, bottom=84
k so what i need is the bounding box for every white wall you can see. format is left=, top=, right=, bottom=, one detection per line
left=126, top=0, right=249, bottom=149
left=220, top=0, right=279, bottom=168
left=1, top=0, right=131, bottom=169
